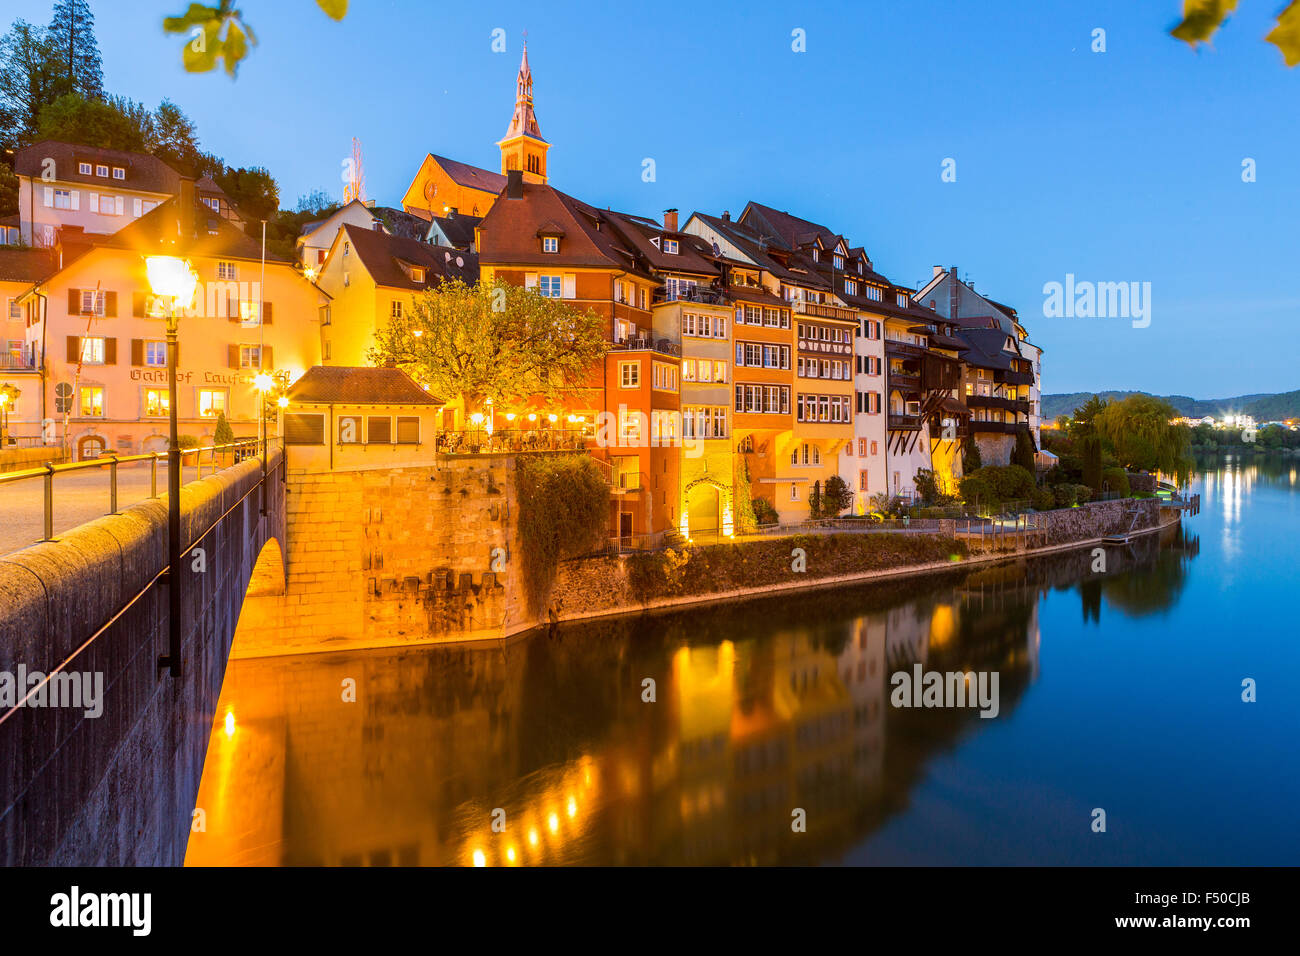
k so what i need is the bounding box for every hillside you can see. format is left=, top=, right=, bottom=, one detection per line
left=1042, top=390, right=1300, bottom=421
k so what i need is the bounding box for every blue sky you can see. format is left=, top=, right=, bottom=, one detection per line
left=10, top=0, right=1298, bottom=395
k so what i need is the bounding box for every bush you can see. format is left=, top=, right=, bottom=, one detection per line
left=515, top=455, right=611, bottom=613
left=1052, top=484, right=1077, bottom=508
left=177, top=435, right=201, bottom=449
left=213, top=411, right=235, bottom=446
left=1101, top=466, right=1130, bottom=497
left=821, top=474, right=854, bottom=516
left=752, top=496, right=779, bottom=525
left=1073, top=484, right=1094, bottom=504
left=958, top=472, right=998, bottom=510
left=961, top=439, right=983, bottom=473
left=1031, top=487, right=1055, bottom=511
left=959, top=464, right=1035, bottom=510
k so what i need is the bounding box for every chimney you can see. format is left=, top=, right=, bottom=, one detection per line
left=721, top=210, right=731, bottom=222
left=933, top=265, right=943, bottom=278
left=663, top=208, right=678, bottom=233
left=506, top=169, right=524, bottom=199
left=178, top=176, right=196, bottom=239
left=949, top=265, right=959, bottom=317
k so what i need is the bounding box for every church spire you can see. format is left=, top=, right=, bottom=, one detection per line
left=503, top=42, right=544, bottom=142
left=498, top=38, right=550, bottom=183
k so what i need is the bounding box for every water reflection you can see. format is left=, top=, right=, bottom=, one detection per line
left=187, top=515, right=1198, bottom=867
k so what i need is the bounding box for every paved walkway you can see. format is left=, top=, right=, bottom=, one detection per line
left=0, top=461, right=173, bottom=556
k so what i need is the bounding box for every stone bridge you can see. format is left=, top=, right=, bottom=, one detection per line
left=0, top=448, right=285, bottom=865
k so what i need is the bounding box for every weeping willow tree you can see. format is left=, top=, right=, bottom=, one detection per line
left=1068, top=394, right=1108, bottom=491
left=1095, top=394, right=1194, bottom=487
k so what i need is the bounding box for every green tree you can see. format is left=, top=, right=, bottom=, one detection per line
left=48, top=0, right=102, bottom=100
left=0, top=161, right=17, bottom=219
left=1067, top=394, right=1108, bottom=491
left=1172, top=0, right=1300, bottom=67
left=732, top=454, right=757, bottom=534
left=213, top=410, right=234, bottom=445
left=961, top=437, right=982, bottom=473
left=0, top=20, right=62, bottom=145
left=1095, top=394, right=1193, bottom=484
left=808, top=480, right=822, bottom=519
left=36, top=93, right=147, bottom=151
left=151, top=98, right=202, bottom=173
left=822, top=474, right=854, bottom=517
left=1012, top=427, right=1037, bottom=473
left=368, top=278, right=608, bottom=414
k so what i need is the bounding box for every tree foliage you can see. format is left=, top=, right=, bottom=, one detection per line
left=162, top=0, right=348, bottom=77
left=820, top=474, right=854, bottom=518
left=1171, top=0, right=1300, bottom=67
left=515, top=454, right=610, bottom=614
left=732, top=454, right=757, bottom=534
left=48, top=0, right=102, bottom=100
left=1095, top=394, right=1194, bottom=484
left=368, top=279, right=608, bottom=413
left=0, top=20, right=62, bottom=145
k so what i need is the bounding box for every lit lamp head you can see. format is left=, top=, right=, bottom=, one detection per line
left=277, top=395, right=289, bottom=408
left=254, top=373, right=274, bottom=393
left=144, top=256, right=198, bottom=324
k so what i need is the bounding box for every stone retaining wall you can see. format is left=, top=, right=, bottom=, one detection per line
left=0, top=446, right=65, bottom=473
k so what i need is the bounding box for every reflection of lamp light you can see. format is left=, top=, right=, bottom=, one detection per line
left=567, top=414, right=578, bottom=423
left=470, top=412, right=485, bottom=425
left=528, top=413, right=537, bottom=422
left=412, top=329, right=423, bottom=338
left=548, top=413, right=558, bottom=423
left=505, top=412, right=517, bottom=422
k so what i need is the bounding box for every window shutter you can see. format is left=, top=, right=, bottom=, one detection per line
left=263, top=301, right=273, bottom=324
left=115, top=196, right=124, bottom=215
left=132, top=291, right=146, bottom=317
left=104, top=291, right=117, bottom=317
left=262, top=345, right=272, bottom=369
left=89, top=192, right=98, bottom=212
left=524, top=272, right=538, bottom=290
left=66, top=336, right=79, bottom=362
left=228, top=345, right=239, bottom=368
left=284, top=413, right=325, bottom=445
left=562, top=274, right=576, bottom=299
left=67, top=289, right=79, bottom=314
left=69, top=190, right=79, bottom=211
left=133, top=197, right=142, bottom=217
left=104, top=338, right=117, bottom=365
left=43, top=187, right=53, bottom=207
left=131, top=339, right=143, bottom=366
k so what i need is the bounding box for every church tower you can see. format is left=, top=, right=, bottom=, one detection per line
left=497, top=42, right=549, bottom=184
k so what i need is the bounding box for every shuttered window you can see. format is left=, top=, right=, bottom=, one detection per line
left=367, top=416, right=391, bottom=444
left=395, top=417, right=420, bottom=444
left=284, top=413, right=325, bottom=445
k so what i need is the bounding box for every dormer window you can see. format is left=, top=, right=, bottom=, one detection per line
left=857, top=263, right=863, bottom=275
left=542, top=236, right=559, bottom=253
left=78, top=162, right=92, bottom=175
left=112, top=167, right=125, bottom=180
left=411, top=267, right=425, bottom=283
left=664, top=239, right=678, bottom=254
left=833, top=255, right=843, bottom=270
left=812, top=249, right=819, bottom=262
left=96, top=164, right=108, bottom=178
left=845, top=280, right=857, bottom=295
left=896, top=292, right=909, bottom=307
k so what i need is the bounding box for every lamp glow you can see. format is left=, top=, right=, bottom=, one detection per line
left=144, top=256, right=198, bottom=308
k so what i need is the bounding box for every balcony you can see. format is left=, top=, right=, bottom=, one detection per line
left=0, top=354, right=37, bottom=371
left=970, top=420, right=1030, bottom=435
left=888, top=370, right=921, bottom=391
left=997, top=368, right=1034, bottom=386
left=888, top=413, right=922, bottom=431
left=653, top=286, right=727, bottom=305
left=615, top=336, right=681, bottom=357
left=791, top=299, right=856, bottom=322
left=884, top=338, right=926, bottom=359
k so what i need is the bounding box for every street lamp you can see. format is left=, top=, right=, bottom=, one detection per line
left=145, top=255, right=198, bottom=679
left=0, top=384, right=19, bottom=447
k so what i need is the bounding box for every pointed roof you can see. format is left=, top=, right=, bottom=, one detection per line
left=501, top=43, right=545, bottom=143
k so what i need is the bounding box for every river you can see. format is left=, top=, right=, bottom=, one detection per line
left=185, top=454, right=1299, bottom=866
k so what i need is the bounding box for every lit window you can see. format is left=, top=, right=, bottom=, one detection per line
left=619, top=361, right=640, bottom=388
left=411, top=267, right=424, bottom=283
left=144, top=388, right=169, bottom=417
left=79, top=386, right=104, bottom=417
left=199, top=390, right=227, bottom=418
left=79, top=337, right=105, bottom=364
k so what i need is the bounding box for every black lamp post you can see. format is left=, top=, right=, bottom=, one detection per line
left=146, top=256, right=197, bottom=679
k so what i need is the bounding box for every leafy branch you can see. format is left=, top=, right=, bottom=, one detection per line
left=1171, top=0, right=1300, bottom=66
left=162, top=0, right=347, bottom=77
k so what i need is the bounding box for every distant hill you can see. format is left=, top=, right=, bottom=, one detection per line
left=1042, top=390, right=1300, bottom=422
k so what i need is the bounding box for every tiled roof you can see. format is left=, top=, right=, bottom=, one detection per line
left=340, top=224, right=478, bottom=290
left=16, top=141, right=180, bottom=195
left=740, top=202, right=841, bottom=251
left=370, top=206, right=432, bottom=241
left=287, top=366, right=443, bottom=405
left=430, top=212, right=482, bottom=249
left=429, top=154, right=508, bottom=194
left=0, top=248, right=57, bottom=284
left=97, top=197, right=294, bottom=262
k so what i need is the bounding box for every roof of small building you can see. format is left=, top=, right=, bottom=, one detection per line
left=0, top=247, right=58, bottom=284
left=429, top=154, right=508, bottom=194
left=287, top=366, right=443, bottom=406
left=429, top=211, right=483, bottom=249
left=339, top=224, right=478, bottom=289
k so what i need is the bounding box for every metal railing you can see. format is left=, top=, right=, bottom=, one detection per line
left=0, top=354, right=37, bottom=370
left=0, top=437, right=265, bottom=544
left=436, top=428, right=592, bottom=455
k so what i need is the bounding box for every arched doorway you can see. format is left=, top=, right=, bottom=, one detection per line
left=77, top=435, right=106, bottom=460
left=687, top=482, right=720, bottom=536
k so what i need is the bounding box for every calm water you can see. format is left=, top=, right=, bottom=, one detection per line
left=187, top=455, right=1300, bottom=866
